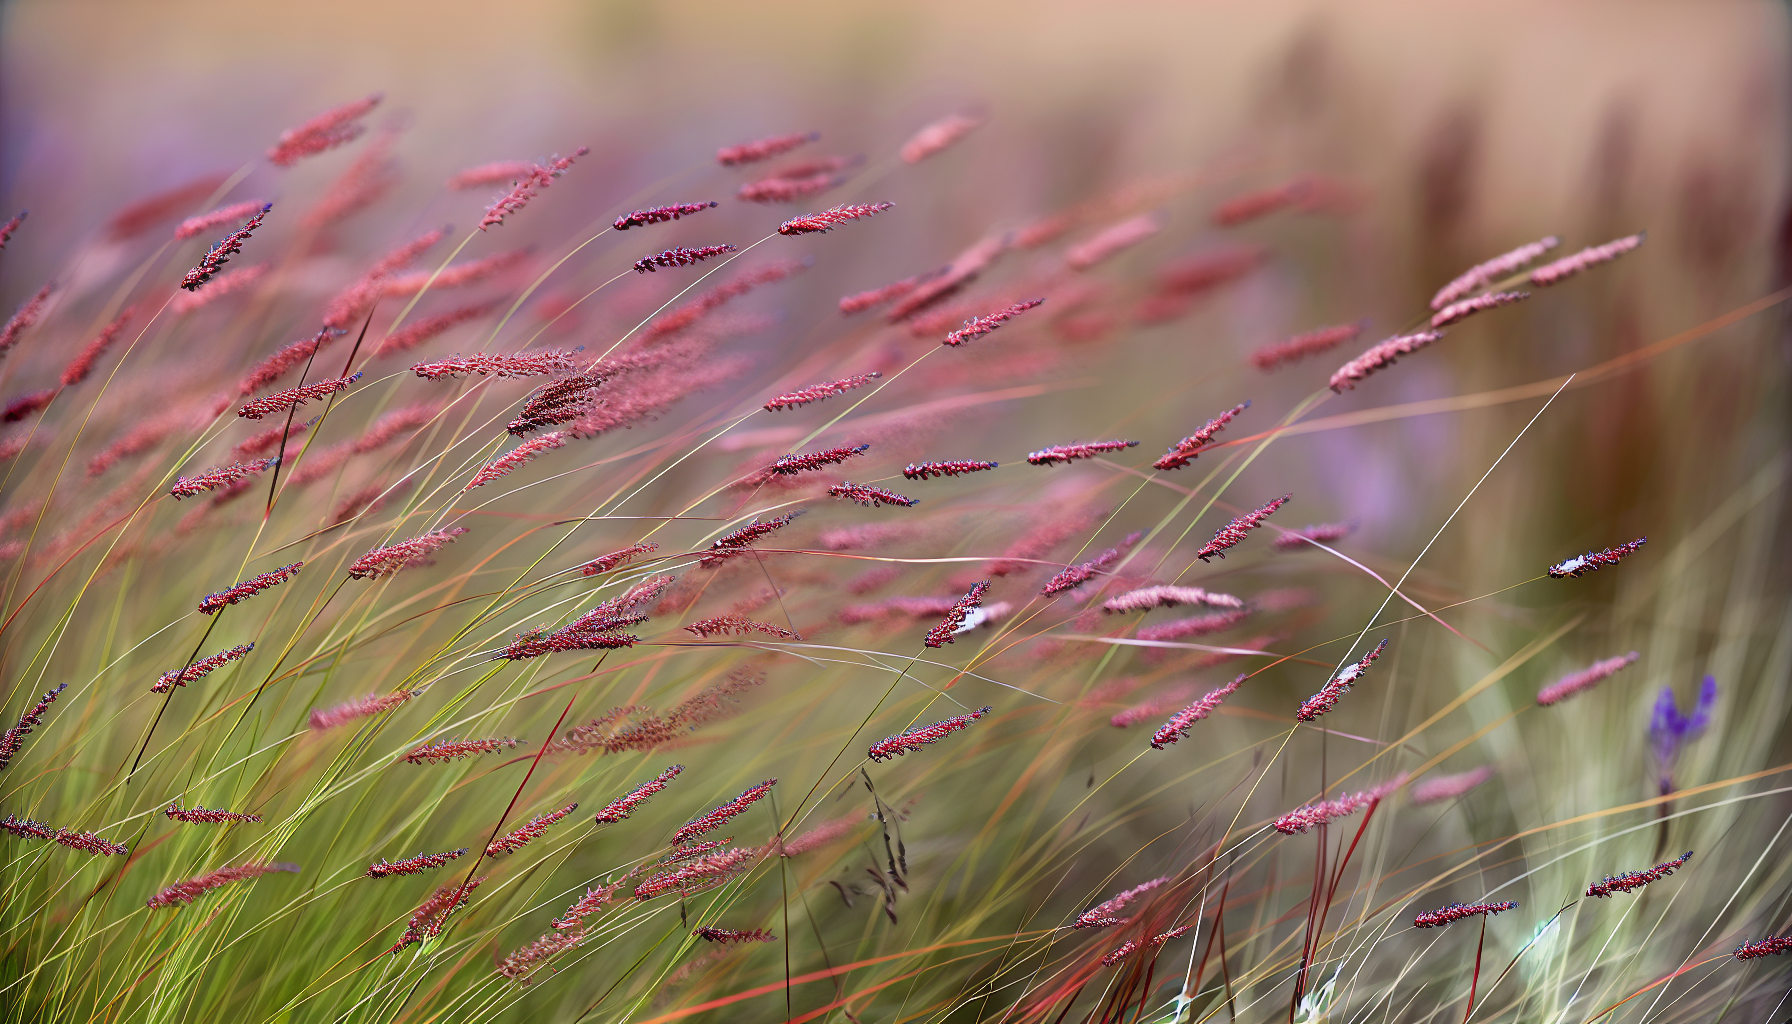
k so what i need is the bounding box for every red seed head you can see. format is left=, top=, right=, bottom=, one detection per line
left=903, top=459, right=998, bottom=481
left=199, top=562, right=303, bottom=615
left=181, top=204, right=270, bottom=291
left=237, top=372, right=360, bottom=420
left=1586, top=851, right=1693, bottom=898
left=593, top=765, right=684, bottom=824
left=613, top=201, right=719, bottom=230
left=701, top=511, right=805, bottom=568
left=169, top=458, right=278, bottom=500
left=403, top=736, right=521, bottom=765
left=683, top=616, right=800, bottom=640
left=1536, top=651, right=1640, bottom=706
left=61, top=305, right=137, bottom=387
left=717, top=131, right=819, bottom=166
left=778, top=202, right=894, bottom=236
left=0, top=283, right=54, bottom=359
left=147, top=861, right=299, bottom=909
left=1296, top=639, right=1388, bottom=721
left=1413, top=900, right=1518, bottom=929
left=1027, top=440, right=1138, bottom=467
left=0, top=210, right=25, bottom=250
left=152, top=643, right=254, bottom=693
left=0, top=682, right=66, bottom=771
left=1250, top=322, right=1366, bottom=373
left=828, top=482, right=917, bottom=508
left=366, top=848, right=467, bottom=878
left=165, top=801, right=263, bottom=825
left=479, top=148, right=589, bottom=230
left=924, top=580, right=990, bottom=648
left=1529, top=233, right=1645, bottom=287
left=580, top=541, right=659, bottom=577
left=868, top=706, right=991, bottom=762
left=943, top=298, right=1044, bottom=347
left=1328, top=331, right=1445, bottom=392
left=900, top=113, right=983, bottom=164
left=347, top=527, right=468, bottom=580
left=633, top=244, right=736, bottom=273
left=1196, top=494, right=1290, bottom=561
left=308, top=689, right=414, bottom=731
left=1548, top=537, right=1646, bottom=578
left=268, top=94, right=381, bottom=166
left=671, top=779, right=777, bottom=845
left=486, top=803, right=579, bottom=857
left=764, top=372, right=881, bottom=411
left=445, top=160, right=538, bottom=190
left=1154, top=401, right=1249, bottom=470
left=1151, top=674, right=1246, bottom=749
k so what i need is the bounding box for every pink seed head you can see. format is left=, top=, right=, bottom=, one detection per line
left=1548, top=536, right=1646, bottom=578
left=868, top=706, right=991, bottom=762
left=778, top=202, right=894, bottom=236
left=181, top=204, right=270, bottom=291
left=1536, top=651, right=1640, bottom=706
left=764, top=372, right=881, bottom=411
left=1150, top=674, right=1247, bottom=749
left=1027, top=440, right=1139, bottom=466
left=1196, top=494, right=1290, bottom=562
left=1413, top=900, right=1517, bottom=929
left=717, top=130, right=819, bottom=166
left=613, top=201, right=719, bottom=230
left=943, top=298, right=1044, bottom=347
left=633, top=244, right=737, bottom=273
left=1154, top=401, right=1249, bottom=470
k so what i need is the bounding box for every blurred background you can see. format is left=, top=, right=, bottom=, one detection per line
left=1, top=2, right=1789, bottom=1021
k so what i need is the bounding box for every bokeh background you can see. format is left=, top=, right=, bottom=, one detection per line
left=1, top=2, right=1790, bottom=1022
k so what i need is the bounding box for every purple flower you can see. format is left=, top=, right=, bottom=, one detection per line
left=1650, top=675, right=1716, bottom=792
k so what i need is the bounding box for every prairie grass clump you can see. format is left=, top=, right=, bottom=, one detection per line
left=0, top=37, right=1786, bottom=1024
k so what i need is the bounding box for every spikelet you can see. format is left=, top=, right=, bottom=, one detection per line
left=313, top=692, right=417, bottom=731
left=486, top=803, right=578, bottom=856
left=887, top=236, right=1008, bottom=321
left=700, top=511, right=805, bottom=568
left=507, top=372, right=607, bottom=435
left=778, top=202, right=894, bottom=236
left=174, top=200, right=269, bottom=241
left=1136, top=609, right=1251, bottom=643
left=868, top=706, right=991, bottom=762
left=1103, top=585, right=1244, bottom=614
left=900, top=113, right=982, bottom=163
left=775, top=444, right=868, bottom=476
left=943, top=298, right=1044, bottom=347
left=412, top=350, right=580, bottom=380
left=1075, top=877, right=1168, bottom=928
left=828, top=482, right=917, bottom=508
left=238, top=328, right=342, bottom=396
left=1586, top=851, right=1693, bottom=898
left=388, top=877, right=484, bottom=953
left=1529, top=233, right=1645, bottom=287
left=199, top=562, right=303, bottom=615
left=924, top=580, right=989, bottom=647
left=1413, top=901, right=1517, bottom=928
left=1027, top=439, right=1139, bottom=466
left=764, top=372, right=881, bottom=411
left=1041, top=536, right=1139, bottom=597
left=1150, top=674, right=1246, bottom=749
left=694, top=926, right=777, bottom=944
left=347, top=527, right=468, bottom=580
left=1273, top=775, right=1405, bottom=834
left=181, top=204, right=270, bottom=291
left=446, top=160, right=537, bottom=190
left=1, top=815, right=129, bottom=856
left=1, top=390, right=54, bottom=423
left=1273, top=522, right=1355, bottom=551
left=634, top=244, right=736, bottom=273
left=593, top=765, right=683, bottom=824
left=147, top=861, right=299, bottom=909
left=671, top=780, right=777, bottom=844
left=1430, top=236, right=1559, bottom=309
left=634, top=846, right=761, bottom=900
left=1536, top=651, right=1640, bottom=706
left=737, top=172, right=844, bottom=203
left=1328, top=331, right=1446, bottom=392
left=237, top=372, right=360, bottom=419
left=0, top=683, right=66, bottom=771
left=773, top=814, right=866, bottom=856
left=641, top=257, right=810, bottom=341
left=375, top=301, right=499, bottom=356
left=267, top=94, right=380, bottom=165
left=382, top=249, right=531, bottom=295
left=0, top=283, right=53, bottom=359
left=1296, top=639, right=1388, bottom=720
left=404, top=737, right=520, bottom=765
left=165, top=802, right=262, bottom=825
left=1250, top=322, right=1365, bottom=372
left=553, top=878, right=630, bottom=930
left=841, top=273, right=935, bottom=315
left=1196, top=494, right=1289, bottom=561
left=1155, top=401, right=1249, bottom=470
left=152, top=643, right=254, bottom=693
left=1410, top=766, right=1495, bottom=804
left=613, top=201, right=718, bottom=230
left=1733, top=935, right=1792, bottom=959
left=717, top=131, right=819, bottom=166
left=684, top=616, right=801, bottom=640
left=367, top=848, right=466, bottom=878
left=169, top=458, right=277, bottom=499
left=0, top=209, right=24, bottom=249
left=580, top=541, right=658, bottom=577
left=903, top=459, right=998, bottom=480
left=1548, top=537, right=1646, bottom=578
left=61, top=305, right=136, bottom=387
left=480, top=149, right=588, bottom=230
left=468, top=432, right=566, bottom=488
left=1431, top=290, right=1529, bottom=329
left=1065, top=214, right=1162, bottom=271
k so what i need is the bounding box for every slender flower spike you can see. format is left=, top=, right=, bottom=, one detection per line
left=717, top=130, right=819, bottom=166
left=904, top=459, right=998, bottom=480
left=487, top=803, right=579, bottom=856
left=943, top=298, right=1045, bottom=347
left=148, top=861, right=299, bottom=909
left=614, top=201, right=718, bottom=230
left=63, top=306, right=138, bottom=387
left=1196, top=494, right=1290, bottom=561
left=1587, top=851, right=1693, bottom=898
left=153, top=643, right=254, bottom=693
left=1413, top=901, right=1518, bottom=929
left=701, top=511, right=805, bottom=567
left=507, top=372, right=606, bottom=434
left=1296, top=639, right=1389, bottom=721
left=1430, top=290, right=1529, bottom=329
left=0, top=283, right=54, bottom=358
left=1250, top=322, right=1366, bottom=372
left=1041, top=538, right=1138, bottom=597
left=900, top=113, right=983, bottom=163
left=684, top=616, right=801, bottom=640
left=237, top=372, right=361, bottom=419
left=1136, top=609, right=1251, bottom=642
left=1431, top=236, right=1560, bottom=310
left=635, top=846, right=761, bottom=900
left=1273, top=776, right=1405, bottom=834
left=778, top=202, right=894, bottom=236
left=0, top=683, right=66, bottom=771
left=1101, top=941, right=1140, bottom=966
left=671, top=779, right=777, bottom=844
left=1274, top=522, right=1356, bottom=551
left=1410, top=766, right=1495, bottom=804
left=868, top=706, right=992, bottom=762
left=347, top=528, right=468, bottom=580
left=267, top=94, right=380, bottom=165
left=1103, top=585, right=1244, bottom=614
left=829, top=482, right=918, bottom=508
left=775, top=445, right=867, bottom=475
left=480, top=149, right=588, bottom=230
left=1151, top=674, right=1246, bottom=749
left=165, top=802, right=262, bottom=824
left=553, top=879, right=630, bottom=930
left=580, top=541, right=659, bottom=577
left=199, top=562, right=303, bottom=614
left=388, top=878, right=485, bottom=953
left=1329, top=330, right=1446, bottom=392
left=313, top=692, right=417, bottom=731
left=446, top=160, right=538, bottom=190
left=924, top=580, right=990, bottom=647
left=367, top=848, right=467, bottom=878
left=468, top=432, right=566, bottom=488
left=181, top=204, right=270, bottom=291
left=174, top=200, right=270, bottom=241
left=169, top=458, right=277, bottom=499
left=412, top=351, right=580, bottom=379
left=1065, top=214, right=1163, bottom=271
left=1734, top=935, right=1792, bottom=959
left=2, top=389, right=55, bottom=423
left=1028, top=440, right=1139, bottom=466
left=694, top=926, right=777, bottom=944
left=1548, top=537, right=1647, bottom=578
left=0, top=210, right=24, bottom=250
left=1155, top=401, right=1249, bottom=470
left=764, top=372, right=881, bottom=411
left=0, top=815, right=128, bottom=856
left=403, top=737, right=520, bottom=765
left=376, top=302, right=497, bottom=356
left=1529, top=233, right=1646, bottom=287
left=594, top=765, right=684, bottom=824
left=1536, top=651, right=1640, bottom=706
left=633, top=244, right=736, bottom=273
left=1075, top=878, right=1169, bottom=929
